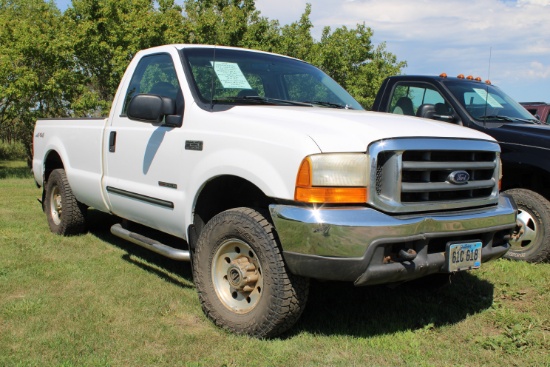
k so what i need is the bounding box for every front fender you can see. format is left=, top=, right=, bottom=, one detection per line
left=183, top=146, right=309, bottom=228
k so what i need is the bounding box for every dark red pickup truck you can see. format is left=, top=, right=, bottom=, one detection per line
left=372, top=74, right=550, bottom=263
left=521, top=102, right=550, bottom=124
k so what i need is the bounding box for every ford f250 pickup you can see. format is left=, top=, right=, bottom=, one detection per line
left=33, top=46, right=517, bottom=338
left=372, top=74, right=550, bottom=263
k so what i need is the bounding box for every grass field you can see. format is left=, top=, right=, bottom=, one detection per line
left=1, top=160, right=549, bottom=366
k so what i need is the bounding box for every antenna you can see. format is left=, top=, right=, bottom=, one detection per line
left=482, top=47, right=492, bottom=127
left=487, top=47, right=492, bottom=81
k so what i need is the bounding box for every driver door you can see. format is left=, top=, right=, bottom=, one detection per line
left=102, top=52, right=187, bottom=237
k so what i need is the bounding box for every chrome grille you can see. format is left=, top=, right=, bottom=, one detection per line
left=368, top=139, right=501, bottom=213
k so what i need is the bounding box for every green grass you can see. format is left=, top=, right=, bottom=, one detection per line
left=0, top=160, right=32, bottom=179
left=1, top=161, right=549, bottom=366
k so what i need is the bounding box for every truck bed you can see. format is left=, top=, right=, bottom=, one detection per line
left=33, top=118, right=110, bottom=212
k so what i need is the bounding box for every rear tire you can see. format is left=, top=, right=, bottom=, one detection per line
left=192, top=207, right=309, bottom=338
left=504, top=188, right=550, bottom=263
left=44, top=169, right=87, bottom=235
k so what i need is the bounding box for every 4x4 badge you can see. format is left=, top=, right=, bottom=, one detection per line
left=448, top=170, right=470, bottom=185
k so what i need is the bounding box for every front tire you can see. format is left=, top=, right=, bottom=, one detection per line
left=44, top=169, right=87, bottom=235
left=504, top=188, right=550, bottom=263
left=192, top=207, right=309, bottom=338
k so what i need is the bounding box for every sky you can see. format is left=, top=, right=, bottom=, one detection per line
left=54, top=0, right=550, bottom=103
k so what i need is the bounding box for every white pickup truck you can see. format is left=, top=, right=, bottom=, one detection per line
left=33, top=44, right=517, bottom=338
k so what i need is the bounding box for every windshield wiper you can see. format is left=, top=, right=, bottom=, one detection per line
left=215, top=96, right=272, bottom=105
left=217, top=96, right=313, bottom=107
left=511, top=117, right=541, bottom=124
left=479, top=115, right=541, bottom=124
left=478, top=115, right=515, bottom=122
left=305, top=100, right=352, bottom=109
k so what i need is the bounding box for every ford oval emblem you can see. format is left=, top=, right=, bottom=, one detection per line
left=447, top=170, right=470, bottom=185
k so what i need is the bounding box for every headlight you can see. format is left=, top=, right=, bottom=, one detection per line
left=295, top=153, right=369, bottom=203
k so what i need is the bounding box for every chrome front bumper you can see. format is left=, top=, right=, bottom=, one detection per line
left=269, top=194, right=517, bottom=285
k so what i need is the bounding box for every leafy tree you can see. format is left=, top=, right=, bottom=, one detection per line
left=64, top=0, right=186, bottom=116
left=274, top=3, right=315, bottom=62
left=183, top=0, right=280, bottom=50
left=0, top=0, right=83, bottom=161
left=314, top=23, right=406, bottom=108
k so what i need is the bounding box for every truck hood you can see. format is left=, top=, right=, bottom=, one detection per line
left=490, top=123, right=550, bottom=151
left=224, top=106, right=495, bottom=152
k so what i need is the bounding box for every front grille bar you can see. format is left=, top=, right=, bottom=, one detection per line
left=402, top=179, right=495, bottom=193
left=402, top=161, right=496, bottom=170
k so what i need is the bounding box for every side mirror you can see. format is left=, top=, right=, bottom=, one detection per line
left=417, top=103, right=457, bottom=123
left=127, top=94, right=182, bottom=127
left=417, top=104, right=436, bottom=119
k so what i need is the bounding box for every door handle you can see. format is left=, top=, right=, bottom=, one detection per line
left=109, top=131, right=117, bottom=153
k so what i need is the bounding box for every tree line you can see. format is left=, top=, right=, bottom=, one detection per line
left=0, top=0, right=406, bottom=161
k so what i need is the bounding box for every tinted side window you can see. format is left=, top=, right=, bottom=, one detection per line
left=389, top=83, right=449, bottom=116
left=123, top=53, right=181, bottom=114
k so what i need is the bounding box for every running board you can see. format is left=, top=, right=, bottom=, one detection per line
left=110, top=223, right=190, bottom=261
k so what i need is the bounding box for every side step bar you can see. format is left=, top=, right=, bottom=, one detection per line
left=110, top=223, right=190, bottom=261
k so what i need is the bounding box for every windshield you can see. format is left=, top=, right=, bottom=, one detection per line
left=443, top=80, right=537, bottom=123
left=181, top=47, right=363, bottom=110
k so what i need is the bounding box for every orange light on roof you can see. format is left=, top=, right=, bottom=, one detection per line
left=485, top=80, right=491, bottom=85
left=439, top=73, right=448, bottom=78
left=457, top=74, right=465, bottom=79
left=475, top=77, right=482, bottom=82
left=467, top=75, right=474, bottom=80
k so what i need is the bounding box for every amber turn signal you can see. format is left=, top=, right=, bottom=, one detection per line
left=295, top=186, right=367, bottom=203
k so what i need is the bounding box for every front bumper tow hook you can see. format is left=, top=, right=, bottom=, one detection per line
left=398, top=249, right=417, bottom=261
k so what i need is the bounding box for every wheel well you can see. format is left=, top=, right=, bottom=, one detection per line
left=194, top=175, right=271, bottom=223
left=501, top=163, right=550, bottom=198
left=43, top=151, right=64, bottom=182
left=39, top=151, right=64, bottom=211
left=191, top=175, right=272, bottom=245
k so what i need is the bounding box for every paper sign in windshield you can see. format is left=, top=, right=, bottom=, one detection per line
left=473, top=88, right=503, bottom=108
left=212, top=62, right=251, bottom=89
